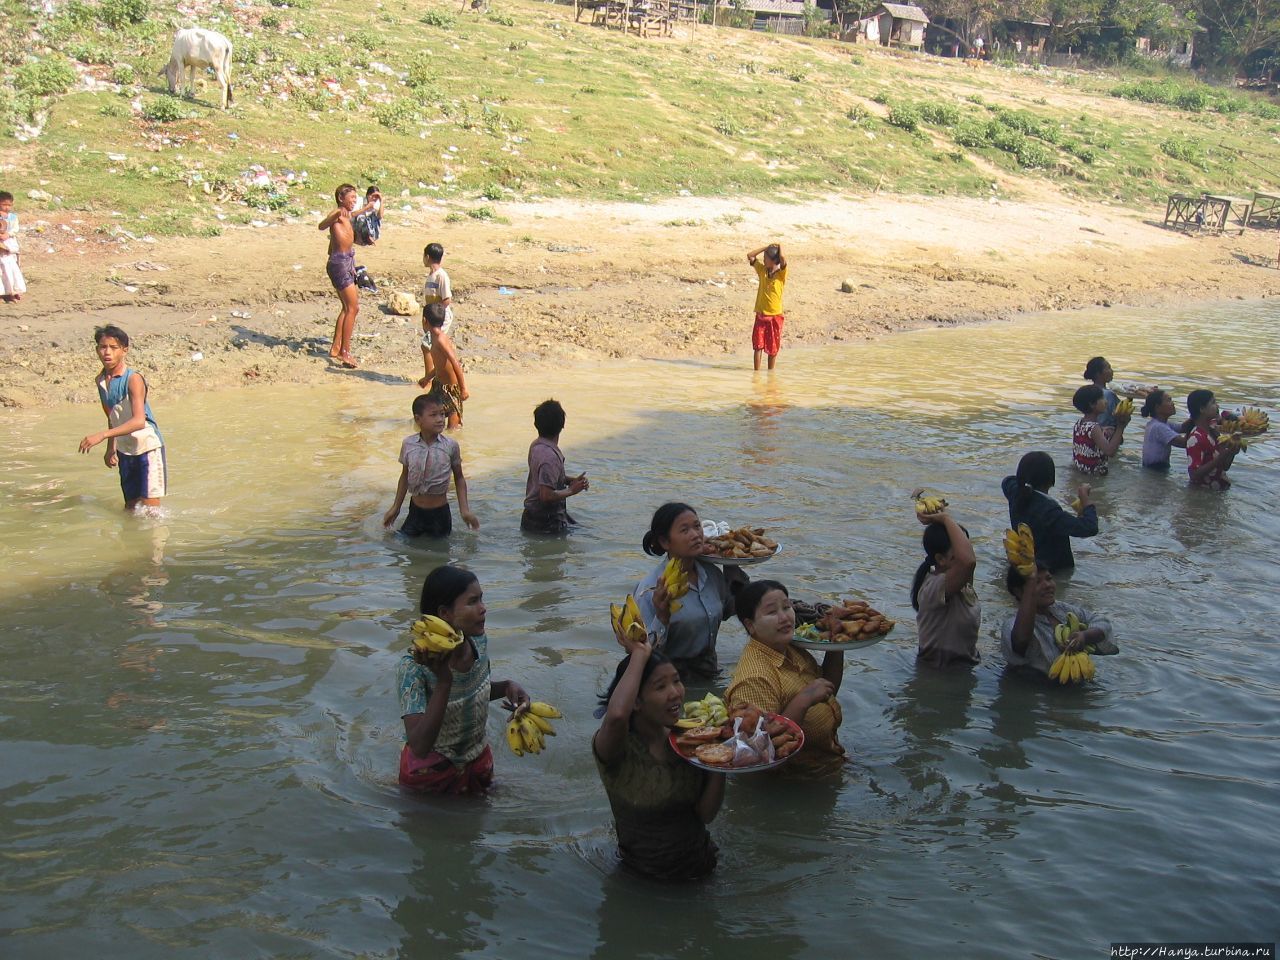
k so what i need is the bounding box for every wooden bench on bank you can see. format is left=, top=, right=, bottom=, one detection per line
left=1164, top=193, right=1252, bottom=235
left=1249, top=190, right=1280, bottom=226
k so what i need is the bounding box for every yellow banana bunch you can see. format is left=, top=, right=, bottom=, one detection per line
left=1003, top=523, right=1036, bottom=576
left=662, top=558, right=690, bottom=615
left=1048, top=650, right=1095, bottom=684
left=1217, top=429, right=1248, bottom=453
left=609, top=594, right=649, bottom=644
left=1235, top=407, right=1269, bottom=435
left=1070, top=497, right=1083, bottom=514
left=410, top=614, right=463, bottom=654
left=675, top=693, right=728, bottom=729
left=914, top=494, right=948, bottom=514
left=1115, top=397, right=1134, bottom=417
left=504, top=702, right=562, bottom=756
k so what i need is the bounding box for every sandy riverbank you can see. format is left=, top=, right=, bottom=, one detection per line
left=2, top=192, right=1278, bottom=410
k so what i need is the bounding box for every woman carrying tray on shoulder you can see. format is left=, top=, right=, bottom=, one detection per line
left=593, top=622, right=726, bottom=880
left=635, top=502, right=748, bottom=683
left=725, top=579, right=845, bottom=779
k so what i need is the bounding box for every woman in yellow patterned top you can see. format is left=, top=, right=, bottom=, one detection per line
left=725, top=579, right=845, bottom=779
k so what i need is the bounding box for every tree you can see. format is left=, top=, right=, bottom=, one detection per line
left=1193, top=0, right=1280, bottom=70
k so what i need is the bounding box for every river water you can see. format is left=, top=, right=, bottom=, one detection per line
left=1, top=300, right=1277, bottom=958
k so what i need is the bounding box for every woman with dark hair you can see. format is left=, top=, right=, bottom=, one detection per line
left=1139, top=389, right=1189, bottom=470
left=395, top=565, right=530, bottom=794
left=726, top=578, right=845, bottom=778
left=634, top=502, right=745, bottom=683
left=1072, top=384, right=1127, bottom=475
left=910, top=504, right=980, bottom=667
left=1185, top=389, right=1237, bottom=490
left=1000, top=451, right=1098, bottom=572
left=593, top=628, right=724, bottom=880
left=1083, top=356, right=1121, bottom=428
left=1000, top=563, right=1117, bottom=679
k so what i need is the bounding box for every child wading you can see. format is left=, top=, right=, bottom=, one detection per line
left=383, top=391, right=479, bottom=537
left=1001, top=451, right=1098, bottom=573
left=1071, top=384, right=1128, bottom=475
left=1139, top=389, right=1188, bottom=471
left=78, top=325, right=167, bottom=510
left=397, top=566, right=531, bottom=795
left=521, top=399, right=589, bottom=534
left=747, top=242, right=787, bottom=371
left=1184, top=389, right=1237, bottom=490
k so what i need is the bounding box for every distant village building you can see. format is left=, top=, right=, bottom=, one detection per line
left=868, top=3, right=928, bottom=50
left=718, top=0, right=823, bottom=34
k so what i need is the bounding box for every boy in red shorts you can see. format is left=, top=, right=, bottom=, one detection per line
left=747, top=242, right=787, bottom=370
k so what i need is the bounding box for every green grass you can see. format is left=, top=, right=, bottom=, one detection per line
left=2, top=0, right=1279, bottom=236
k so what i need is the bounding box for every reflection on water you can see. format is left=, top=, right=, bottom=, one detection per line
left=1, top=300, right=1278, bottom=958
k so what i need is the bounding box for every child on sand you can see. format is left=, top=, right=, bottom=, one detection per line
left=1001, top=451, right=1097, bottom=572
left=521, top=399, right=589, bottom=534
left=382, top=391, right=479, bottom=537
left=1083, top=356, right=1119, bottom=427
left=747, top=243, right=786, bottom=371
left=420, top=303, right=468, bottom=429
left=353, top=184, right=382, bottom=246
left=397, top=565, right=531, bottom=794
left=1072, top=384, right=1128, bottom=475
left=318, top=182, right=380, bottom=369
left=418, top=243, right=454, bottom=388
left=910, top=504, right=980, bottom=668
left=1140, top=389, right=1189, bottom=471
left=594, top=630, right=725, bottom=880
left=1185, top=389, right=1237, bottom=490
left=725, top=579, right=844, bottom=779
left=78, top=325, right=166, bottom=510
left=0, top=190, right=17, bottom=236
left=1001, top=563, right=1117, bottom=680
left=0, top=217, right=24, bottom=302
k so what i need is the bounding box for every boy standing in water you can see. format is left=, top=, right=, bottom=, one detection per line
left=319, top=183, right=380, bottom=368
left=747, top=243, right=787, bottom=371
left=521, top=399, right=589, bottom=534
left=421, top=303, right=468, bottom=429
left=382, top=391, right=479, bottom=537
left=78, top=325, right=167, bottom=511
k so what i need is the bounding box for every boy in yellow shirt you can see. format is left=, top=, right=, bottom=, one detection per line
left=747, top=243, right=787, bottom=371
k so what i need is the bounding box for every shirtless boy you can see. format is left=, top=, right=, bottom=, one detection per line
left=421, top=302, right=468, bottom=429
left=318, top=183, right=379, bottom=368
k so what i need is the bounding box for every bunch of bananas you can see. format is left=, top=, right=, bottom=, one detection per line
left=1049, top=650, right=1095, bottom=683
left=410, top=615, right=464, bottom=654
left=505, top=701, right=562, bottom=756
left=1049, top=613, right=1095, bottom=684
left=1218, top=428, right=1248, bottom=453
left=662, top=558, right=690, bottom=615
left=914, top=494, right=948, bottom=514
left=1114, top=397, right=1134, bottom=417
left=609, top=594, right=648, bottom=644
left=1235, top=407, right=1269, bottom=435
left=1070, top=496, right=1084, bottom=514
left=675, top=693, right=728, bottom=729
left=1003, top=523, right=1036, bottom=576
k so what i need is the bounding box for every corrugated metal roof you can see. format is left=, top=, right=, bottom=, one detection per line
left=878, top=3, right=929, bottom=23
left=731, top=0, right=808, bottom=13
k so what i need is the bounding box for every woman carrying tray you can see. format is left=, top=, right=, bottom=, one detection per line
left=725, top=579, right=845, bottom=779
left=593, top=623, right=725, bottom=880
left=635, top=502, right=748, bottom=683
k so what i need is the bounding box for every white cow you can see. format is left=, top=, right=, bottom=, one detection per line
left=160, top=27, right=234, bottom=110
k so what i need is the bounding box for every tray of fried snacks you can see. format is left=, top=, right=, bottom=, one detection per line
left=1116, top=383, right=1157, bottom=400
left=702, top=526, right=781, bottom=565
left=791, top=599, right=895, bottom=651
left=669, top=701, right=803, bottom=773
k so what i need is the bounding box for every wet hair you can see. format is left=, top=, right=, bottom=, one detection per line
left=596, top=649, right=675, bottom=718
left=764, top=243, right=781, bottom=262
left=1083, top=356, right=1108, bottom=381
left=424, top=302, right=447, bottom=329
left=735, top=579, right=789, bottom=626
left=1073, top=384, right=1104, bottom=415
left=365, top=184, right=378, bottom=197
left=424, top=242, right=444, bottom=264
left=0, top=191, right=12, bottom=204
left=1005, top=561, right=1050, bottom=598
left=419, top=565, right=479, bottom=617
left=642, top=502, right=698, bottom=557
left=411, top=392, right=444, bottom=418
left=94, top=324, right=130, bottom=347
left=1140, top=389, right=1168, bottom=418
left=1187, top=389, right=1215, bottom=421
left=335, top=183, right=357, bottom=204
left=533, top=399, right=566, bottom=438
left=910, top=522, right=969, bottom=610
left=1012, top=451, right=1055, bottom=514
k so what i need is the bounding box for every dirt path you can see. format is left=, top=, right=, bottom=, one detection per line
left=3, top=193, right=1278, bottom=409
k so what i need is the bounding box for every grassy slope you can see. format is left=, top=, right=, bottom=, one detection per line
left=3, top=0, right=1279, bottom=239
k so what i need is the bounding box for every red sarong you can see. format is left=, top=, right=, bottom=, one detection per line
left=399, top=744, right=494, bottom=795
left=752, top=313, right=784, bottom=356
